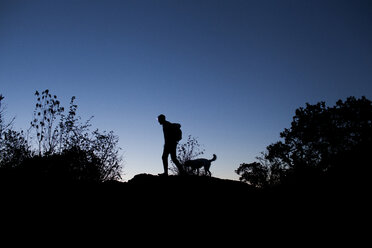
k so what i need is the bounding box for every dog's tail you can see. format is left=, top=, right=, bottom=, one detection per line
left=209, top=154, right=217, bottom=162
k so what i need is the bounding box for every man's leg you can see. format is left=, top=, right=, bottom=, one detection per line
left=170, top=144, right=184, bottom=174
left=161, top=146, right=170, bottom=175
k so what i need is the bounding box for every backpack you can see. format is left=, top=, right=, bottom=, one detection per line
left=171, top=123, right=182, bottom=142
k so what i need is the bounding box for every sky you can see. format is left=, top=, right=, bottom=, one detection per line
left=1, top=0, right=372, bottom=181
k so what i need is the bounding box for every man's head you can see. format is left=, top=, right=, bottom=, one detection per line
left=157, top=114, right=166, bottom=125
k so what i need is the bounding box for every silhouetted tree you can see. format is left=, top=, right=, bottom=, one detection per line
left=0, top=130, right=31, bottom=169
left=32, top=90, right=124, bottom=182
left=0, top=94, right=15, bottom=147
left=236, top=96, right=372, bottom=187
left=236, top=162, right=268, bottom=188
left=1, top=90, right=123, bottom=182
left=235, top=151, right=286, bottom=188
left=0, top=94, right=8, bottom=164
left=0, top=95, right=30, bottom=169
left=86, top=129, right=122, bottom=181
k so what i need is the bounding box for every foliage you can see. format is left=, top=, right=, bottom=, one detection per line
left=235, top=162, right=268, bottom=187
left=19, top=146, right=103, bottom=182
left=31, top=90, right=64, bottom=155
left=1, top=90, right=123, bottom=182
left=0, top=130, right=31, bottom=169
left=86, top=129, right=123, bottom=181
left=0, top=94, right=24, bottom=168
left=0, top=94, right=15, bottom=144
left=236, top=96, right=372, bottom=188
left=235, top=152, right=285, bottom=188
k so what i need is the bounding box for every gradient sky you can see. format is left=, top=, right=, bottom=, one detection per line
left=1, top=0, right=372, bottom=181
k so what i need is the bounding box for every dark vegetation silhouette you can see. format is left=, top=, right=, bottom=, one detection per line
left=236, top=96, right=372, bottom=192
left=0, top=90, right=123, bottom=184
left=1, top=92, right=370, bottom=223
left=2, top=93, right=369, bottom=235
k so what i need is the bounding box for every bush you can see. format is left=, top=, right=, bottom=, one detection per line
left=0, top=90, right=123, bottom=183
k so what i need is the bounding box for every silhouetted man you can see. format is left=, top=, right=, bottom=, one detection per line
left=157, top=114, right=183, bottom=176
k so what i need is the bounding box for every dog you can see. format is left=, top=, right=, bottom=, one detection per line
left=184, top=154, right=217, bottom=176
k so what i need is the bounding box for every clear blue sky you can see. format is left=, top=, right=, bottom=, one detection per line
left=1, top=0, right=372, bottom=181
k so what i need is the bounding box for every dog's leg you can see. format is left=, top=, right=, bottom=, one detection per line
left=205, top=165, right=211, bottom=176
